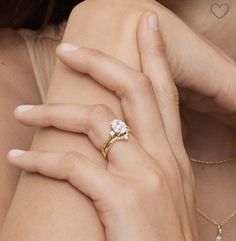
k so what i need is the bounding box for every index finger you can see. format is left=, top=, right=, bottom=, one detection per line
left=137, top=11, right=184, bottom=149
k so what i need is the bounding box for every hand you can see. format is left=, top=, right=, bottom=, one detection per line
left=8, top=12, right=198, bottom=241
left=136, top=1, right=236, bottom=129
left=74, top=0, right=236, bottom=127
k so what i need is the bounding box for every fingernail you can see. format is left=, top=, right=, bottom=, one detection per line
left=16, top=105, right=35, bottom=113
left=8, top=149, right=25, bottom=158
left=148, top=13, right=159, bottom=31
left=60, top=43, right=80, bottom=52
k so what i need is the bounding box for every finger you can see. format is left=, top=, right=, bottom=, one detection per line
left=14, top=104, right=145, bottom=168
left=137, top=12, right=184, bottom=152
left=137, top=12, right=196, bottom=233
left=137, top=10, right=194, bottom=207
left=56, top=42, right=169, bottom=156
left=7, top=149, right=113, bottom=201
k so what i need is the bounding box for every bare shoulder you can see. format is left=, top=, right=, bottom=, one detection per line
left=0, top=28, right=31, bottom=74
left=0, top=27, right=41, bottom=102
left=0, top=28, right=28, bottom=63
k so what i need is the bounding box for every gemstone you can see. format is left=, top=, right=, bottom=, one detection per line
left=123, top=132, right=129, bottom=140
left=111, top=119, right=127, bottom=135
left=110, top=130, right=116, bottom=137
left=216, top=235, right=222, bottom=241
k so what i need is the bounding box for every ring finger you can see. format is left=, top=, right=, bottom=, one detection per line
left=15, top=103, right=147, bottom=169
left=56, top=44, right=170, bottom=157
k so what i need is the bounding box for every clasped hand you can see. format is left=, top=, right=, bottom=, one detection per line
left=7, top=7, right=236, bottom=241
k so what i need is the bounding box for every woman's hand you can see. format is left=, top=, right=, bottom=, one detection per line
left=137, top=4, right=236, bottom=132
left=74, top=0, right=236, bottom=115
left=8, top=12, right=198, bottom=241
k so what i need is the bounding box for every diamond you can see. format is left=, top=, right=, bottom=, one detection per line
left=110, top=130, right=116, bottom=137
left=216, top=235, right=222, bottom=241
left=123, top=132, right=129, bottom=140
left=111, top=119, right=127, bottom=135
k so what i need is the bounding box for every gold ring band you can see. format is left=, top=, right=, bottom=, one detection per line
left=102, top=119, right=131, bottom=160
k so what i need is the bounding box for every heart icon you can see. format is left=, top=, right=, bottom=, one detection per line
left=210, top=3, right=229, bottom=19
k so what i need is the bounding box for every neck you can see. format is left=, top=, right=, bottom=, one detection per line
left=160, top=0, right=236, bottom=60
left=182, top=108, right=236, bottom=161
left=156, top=0, right=236, bottom=161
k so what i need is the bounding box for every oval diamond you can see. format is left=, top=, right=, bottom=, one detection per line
left=111, top=119, right=127, bottom=135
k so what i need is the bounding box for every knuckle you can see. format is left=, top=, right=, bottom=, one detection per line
left=81, top=48, right=104, bottom=73
left=60, top=151, right=82, bottom=174
left=32, top=152, right=46, bottom=171
left=86, top=48, right=103, bottom=60
left=89, top=104, right=113, bottom=123
left=136, top=72, right=150, bottom=87
left=155, top=41, right=166, bottom=55
left=44, top=104, right=58, bottom=125
left=144, top=167, right=166, bottom=193
left=131, top=73, right=154, bottom=96
left=144, top=41, right=166, bottom=57
left=160, top=85, right=180, bottom=107
left=169, top=88, right=180, bottom=107
left=172, top=88, right=180, bottom=106
left=44, top=105, right=53, bottom=124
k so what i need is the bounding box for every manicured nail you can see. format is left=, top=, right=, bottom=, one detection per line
left=148, top=13, right=159, bottom=30
left=8, top=149, right=25, bottom=158
left=60, top=43, right=80, bottom=52
left=16, top=105, right=34, bottom=113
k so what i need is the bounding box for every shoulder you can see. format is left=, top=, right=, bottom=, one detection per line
left=0, top=28, right=41, bottom=103
left=0, top=27, right=24, bottom=45
left=0, top=28, right=31, bottom=70
left=0, top=28, right=27, bottom=55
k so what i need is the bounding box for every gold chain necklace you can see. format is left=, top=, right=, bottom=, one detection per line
left=190, top=157, right=236, bottom=241
left=196, top=207, right=236, bottom=241
left=190, top=157, right=236, bottom=165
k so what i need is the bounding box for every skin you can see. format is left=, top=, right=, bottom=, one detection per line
left=0, top=0, right=236, bottom=240
left=0, top=29, right=41, bottom=227
left=7, top=17, right=197, bottom=239
left=163, top=1, right=236, bottom=239
left=5, top=16, right=198, bottom=240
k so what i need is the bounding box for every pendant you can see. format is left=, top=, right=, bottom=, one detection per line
left=216, top=225, right=223, bottom=241
left=216, top=235, right=222, bottom=241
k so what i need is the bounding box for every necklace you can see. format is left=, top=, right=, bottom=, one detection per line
left=196, top=207, right=236, bottom=241
left=190, top=157, right=236, bottom=165
left=190, top=156, right=236, bottom=241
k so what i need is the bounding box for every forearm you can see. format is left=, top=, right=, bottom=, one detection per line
left=0, top=1, right=156, bottom=240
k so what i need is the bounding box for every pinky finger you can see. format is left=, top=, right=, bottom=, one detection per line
left=7, top=149, right=113, bottom=201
